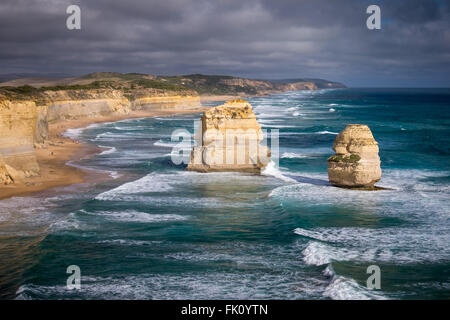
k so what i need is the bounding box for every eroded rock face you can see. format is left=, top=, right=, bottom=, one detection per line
left=327, top=124, right=381, bottom=188
left=187, top=99, right=270, bottom=173
left=0, top=90, right=201, bottom=186
left=0, top=158, right=13, bottom=185
left=0, top=99, right=40, bottom=182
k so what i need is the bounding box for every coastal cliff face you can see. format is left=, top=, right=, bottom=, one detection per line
left=187, top=99, right=270, bottom=173
left=44, top=89, right=131, bottom=123
left=277, top=81, right=317, bottom=91
left=0, top=98, right=40, bottom=184
left=43, top=89, right=200, bottom=122
left=327, top=124, right=382, bottom=188
left=0, top=89, right=201, bottom=185
left=132, top=95, right=200, bottom=111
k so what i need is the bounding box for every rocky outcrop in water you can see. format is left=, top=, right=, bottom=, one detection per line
left=327, top=124, right=381, bottom=188
left=187, top=99, right=270, bottom=173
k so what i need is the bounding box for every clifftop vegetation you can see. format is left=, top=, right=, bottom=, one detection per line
left=0, top=72, right=346, bottom=101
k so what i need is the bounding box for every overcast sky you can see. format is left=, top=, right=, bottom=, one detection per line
left=0, top=0, right=449, bottom=87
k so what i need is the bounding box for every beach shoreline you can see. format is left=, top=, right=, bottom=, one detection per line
left=0, top=107, right=208, bottom=201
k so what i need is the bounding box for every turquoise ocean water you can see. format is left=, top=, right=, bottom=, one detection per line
left=1, top=88, right=449, bottom=299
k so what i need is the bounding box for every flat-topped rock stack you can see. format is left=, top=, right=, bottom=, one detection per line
left=187, top=99, right=270, bottom=173
left=327, top=124, right=382, bottom=188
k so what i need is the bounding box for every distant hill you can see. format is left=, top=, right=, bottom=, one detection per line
left=158, top=74, right=345, bottom=94
left=0, top=72, right=346, bottom=97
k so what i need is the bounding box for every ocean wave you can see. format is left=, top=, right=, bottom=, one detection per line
left=301, top=241, right=382, bottom=266
left=93, top=132, right=128, bottom=141
left=98, top=146, right=117, bottom=155
left=261, top=124, right=298, bottom=128
left=153, top=140, right=180, bottom=148
left=16, top=271, right=326, bottom=300
left=50, top=213, right=83, bottom=231
left=316, top=131, right=338, bottom=135
left=323, top=275, right=386, bottom=300
left=262, top=161, right=297, bottom=183
left=95, top=173, right=178, bottom=200
left=269, top=169, right=450, bottom=210
left=295, top=227, right=450, bottom=264
left=63, top=123, right=102, bottom=139
left=63, top=128, right=84, bottom=139
left=257, top=119, right=284, bottom=124
left=90, top=210, right=188, bottom=223
left=98, top=239, right=163, bottom=246
left=281, top=152, right=310, bottom=159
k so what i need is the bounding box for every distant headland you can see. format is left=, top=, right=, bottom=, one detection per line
left=0, top=72, right=346, bottom=99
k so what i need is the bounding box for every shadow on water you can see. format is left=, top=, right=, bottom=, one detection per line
left=286, top=175, right=332, bottom=186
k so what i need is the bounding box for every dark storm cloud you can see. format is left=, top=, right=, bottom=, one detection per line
left=0, top=0, right=449, bottom=86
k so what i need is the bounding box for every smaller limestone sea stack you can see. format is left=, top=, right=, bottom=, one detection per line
left=187, top=99, right=270, bottom=173
left=327, top=124, right=382, bottom=188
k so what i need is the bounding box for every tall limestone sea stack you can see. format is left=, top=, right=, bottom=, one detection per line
left=187, top=99, right=270, bottom=173
left=327, top=124, right=382, bottom=188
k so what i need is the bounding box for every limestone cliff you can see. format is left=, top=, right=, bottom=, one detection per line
left=132, top=95, right=200, bottom=111
left=43, top=89, right=200, bottom=122
left=0, top=98, right=40, bottom=184
left=0, top=88, right=201, bottom=186
left=187, top=99, right=270, bottom=173
left=327, top=124, right=382, bottom=188
left=45, top=90, right=131, bottom=123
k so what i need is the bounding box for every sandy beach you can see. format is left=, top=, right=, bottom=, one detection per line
left=0, top=107, right=208, bottom=200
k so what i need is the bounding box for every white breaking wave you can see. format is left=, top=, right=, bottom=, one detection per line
left=63, top=128, right=84, bottom=139
left=281, top=152, right=310, bottom=159
left=329, top=108, right=336, bottom=112
left=91, top=210, right=188, bottom=223
left=98, top=146, right=117, bottom=155
left=292, top=111, right=301, bottom=116
left=63, top=123, right=101, bottom=139
left=300, top=240, right=388, bottom=300
left=154, top=140, right=178, bottom=148
left=258, top=119, right=284, bottom=124
left=261, top=124, right=298, bottom=128
left=323, top=276, right=386, bottom=300
left=295, top=226, right=450, bottom=264
left=301, top=241, right=389, bottom=266
left=316, top=131, right=338, bottom=135
left=15, top=271, right=325, bottom=300
left=95, top=173, right=178, bottom=200
left=98, top=239, right=163, bottom=246
left=108, top=171, right=121, bottom=179
left=262, top=161, right=297, bottom=183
